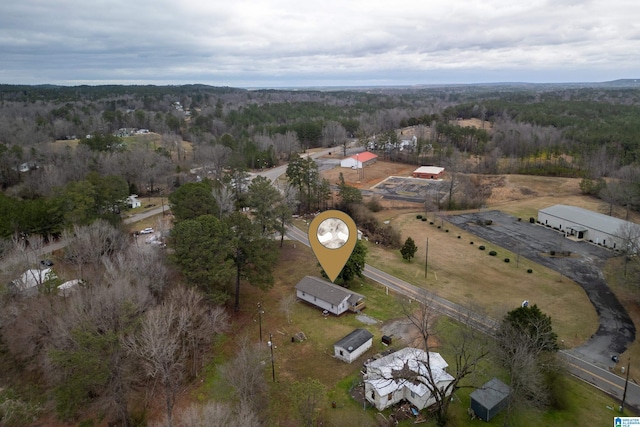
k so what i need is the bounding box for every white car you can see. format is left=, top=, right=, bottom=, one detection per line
left=140, top=227, right=154, bottom=234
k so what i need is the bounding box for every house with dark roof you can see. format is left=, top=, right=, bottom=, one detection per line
left=538, top=204, right=639, bottom=250
left=294, top=276, right=365, bottom=315
left=334, top=329, right=373, bottom=363
left=470, top=377, right=511, bottom=422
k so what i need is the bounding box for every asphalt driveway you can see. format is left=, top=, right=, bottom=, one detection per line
left=447, top=210, right=635, bottom=368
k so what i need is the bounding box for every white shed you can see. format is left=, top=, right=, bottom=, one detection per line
left=334, top=329, right=373, bottom=363
left=127, top=195, right=141, bottom=209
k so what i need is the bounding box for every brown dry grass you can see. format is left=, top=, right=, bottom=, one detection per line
left=365, top=211, right=596, bottom=348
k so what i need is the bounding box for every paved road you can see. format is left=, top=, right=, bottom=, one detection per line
left=285, top=222, right=640, bottom=413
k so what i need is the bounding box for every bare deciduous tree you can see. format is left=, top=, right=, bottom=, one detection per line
left=125, top=287, right=227, bottom=427
left=279, top=293, right=297, bottom=325
left=165, top=401, right=260, bottom=427
left=63, top=220, right=128, bottom=280
left=400, top=294, right=490, bottom=426
left=220, top=338, right=268, bottom=414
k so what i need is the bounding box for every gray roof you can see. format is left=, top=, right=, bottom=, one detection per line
left=539, top=204, right=632, bottom=236
left=470, top=378, right=511, bottom=409
left=295, top=276, right=365, bottom=306
left=334, top=328, right=373, bottom=352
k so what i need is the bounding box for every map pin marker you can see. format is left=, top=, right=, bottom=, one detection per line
left=308, top=210, right=358, bottom=283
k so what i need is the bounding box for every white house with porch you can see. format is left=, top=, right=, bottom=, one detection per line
left=364, top=347, right=454, bottom=411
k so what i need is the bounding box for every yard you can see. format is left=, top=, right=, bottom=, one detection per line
left=190, top=241, right=621, bottom=426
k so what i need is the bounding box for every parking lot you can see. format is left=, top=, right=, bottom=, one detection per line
left=447, top=210, right=635, bottom=368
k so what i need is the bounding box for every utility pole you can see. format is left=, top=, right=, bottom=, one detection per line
left=268, top=333, right=276, bottom=382
left=257, top=302, right=264, bottom=344
left=621, top=358, right=631, bottom=413
left=425, top=238, right=429, bottom=279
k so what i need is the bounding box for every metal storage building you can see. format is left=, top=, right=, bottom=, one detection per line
left=470, top=377, right=511, bottom=422
left=538, top=204, right=637, bottom=250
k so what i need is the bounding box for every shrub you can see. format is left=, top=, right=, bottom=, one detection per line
left=445, top=229, right=449, bottom=232
left=530, top=217, right=535, bottom=223
left=416, top=215, right=422, bottom=219
left=470, top=241, right=474, bottom=244
left=421, top=218, right=427, bottom=222
left=429, top=222, right=434, bottom=225
left=485, top=219, right=493, bottom=225
left=527, top=269, right=533, bottom=273
left=457, top=235, right=461, bottom=239
left=479, top=245, right=485, bottom=250
left=437, top=226, right=441, bottom=229
left=489, top=250, right=497, bottom=256
left=504, top=258, right=510, bottom=263
left=367, top=198, right=383, bottom=212
left=550, top=250, right=556, bottom=256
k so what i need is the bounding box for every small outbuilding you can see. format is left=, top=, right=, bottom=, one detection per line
left=126, top=195, right=141, bottom=209
left=10, top=268, right=56, bottom=295
left=469, top=377, right=511, bottom=422
left=334, top=328, right=374, bottom=363
left=295, top=276, right=365, bottom=315
left=412, top=166, right=445, bottom=180
left=341, top=151, right=378, bottom=169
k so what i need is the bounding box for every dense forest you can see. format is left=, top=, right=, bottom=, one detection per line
left=2, top=82, right=640, bottom=239
left=2, top=81, right=640, bottom=425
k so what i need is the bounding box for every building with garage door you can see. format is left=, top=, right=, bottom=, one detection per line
left=538, top=204, right=639, bottom=250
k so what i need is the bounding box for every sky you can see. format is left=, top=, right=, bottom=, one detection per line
left=1, top=0, right=639, bottom=88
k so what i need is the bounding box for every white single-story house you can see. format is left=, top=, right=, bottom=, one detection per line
left=364, top=347, right=454, bottom=411
left=412, top=166, right=445, bottom=180
left=10, top=268, right=55, bottom=294
left=126, top=195, right=141, bottom=209
left=295, top=276, right=365, bottom=315
left=538, top=204, right=639, bottom=250
left=58, top=279, right=82, bottom=296
left=334, top=329, right=374, bottom=363
left=470, top=378, right=511, bottom=422
left=340, top=151, right=378, bottom=169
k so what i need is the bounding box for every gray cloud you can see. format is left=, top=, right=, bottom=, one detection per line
left=0, top=0, right=638, bottom=86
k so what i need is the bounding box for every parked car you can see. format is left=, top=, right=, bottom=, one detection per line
left=40, top=259, right=54, bottom=267
left=140, top=227, right=154, bottom=234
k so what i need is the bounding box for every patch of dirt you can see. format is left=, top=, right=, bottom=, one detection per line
left=380, top=318, right=425, bottom=348
left=321, top=160, right=416, bottom=189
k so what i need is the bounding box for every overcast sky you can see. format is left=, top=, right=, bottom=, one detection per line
left=1, top=0, right=638, bottom=87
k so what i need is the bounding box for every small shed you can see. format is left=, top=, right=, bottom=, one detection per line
left=412, top=166, right=445, bottom=179
left=470, top=378, right=511, bottom=422
left=334, top=329, right=373, bottom=363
